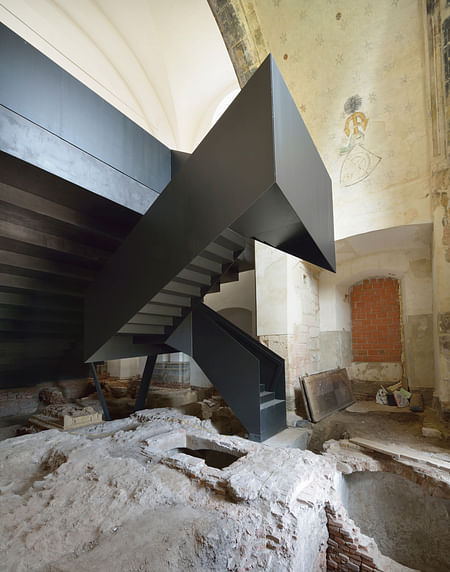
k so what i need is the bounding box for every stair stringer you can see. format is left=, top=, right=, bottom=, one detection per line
left=166, top=303, right=287, bottom=441
left=84, top=54, right=335, bottom=363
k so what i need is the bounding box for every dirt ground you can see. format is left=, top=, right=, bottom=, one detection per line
left=307, top=402, right=450, bottom=454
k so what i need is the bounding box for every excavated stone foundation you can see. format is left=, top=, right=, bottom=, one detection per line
left=0, top=410, right=448, bottom=571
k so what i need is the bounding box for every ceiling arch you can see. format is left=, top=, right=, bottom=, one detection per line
left=0, top=0, right=240, bottom=152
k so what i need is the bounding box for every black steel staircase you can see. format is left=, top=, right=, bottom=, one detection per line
left=84, top=55, right=335, bottom=442
left=117, top=228, right=247, bottom=338
left=165, top=302, right=286, bottom=442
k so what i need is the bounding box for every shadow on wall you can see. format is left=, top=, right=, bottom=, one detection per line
left=218, top=307, right=254, bottom=337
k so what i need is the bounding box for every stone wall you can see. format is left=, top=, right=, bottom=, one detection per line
left=152, top=356, right=190, bottom=388
left=319, top=233, right=434, bottom=391
left=0, top=378, right=91, bottom=418
left=425, top=0, right=450, bottom=415
left=210, top=0, right=439, bottom=408
left=0, top=387, right=39, bottom=418
left=255, top=242, right=320, bottom=412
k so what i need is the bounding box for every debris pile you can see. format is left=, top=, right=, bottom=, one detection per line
left=375, top=382, right=411, bottom=408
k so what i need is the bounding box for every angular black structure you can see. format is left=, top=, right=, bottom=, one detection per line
left=84, top=55, right=335, bottom=441
left=0, top=22, right=333, bottom=441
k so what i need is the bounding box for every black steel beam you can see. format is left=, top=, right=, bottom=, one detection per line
left=0, top=250, right=95, bottom=282
left=0, top=23, right=170, bottom=197
left=0, top=181, right=121, bottom=247
left=0, top=152, right=141, bottom=238
left=0, top=273, right=84, bottom=297
left=90, top=363, right=110, bottom=422
left=134, top=355, right=157, bottom=412
left=85, top=55, right=335, bottom=362
left=0, top=219, right=110, bottom=264
left=0, top=291, right=82, bottom=312
left=0, top=305, right=82, bottom=324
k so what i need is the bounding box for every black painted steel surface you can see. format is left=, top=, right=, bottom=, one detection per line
left=84, top=55, right=335, bottom=362
left=0, top=23, right=170, bottom=196
left=0, top=152, right=141, bottom=386
left=164, top=302, right=286, bottom=441
left=0, top=107, right=160, bottom=214
left=0, top=36, right=333, bottom=442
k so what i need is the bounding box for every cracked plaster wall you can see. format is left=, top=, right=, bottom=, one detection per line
left=208, top=0, right=450, bottom=409
left=319, top=244, right=434, bottom=389
left=211, top=0, right=439, bottom=399
left=426, top=0, right=450, bottom=411
left=255, top=242, right=320, bottom=412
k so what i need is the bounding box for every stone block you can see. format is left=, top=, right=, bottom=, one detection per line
left=263, top=427, right=311, bottom=450
left=422, top=426, right=442, bottom=438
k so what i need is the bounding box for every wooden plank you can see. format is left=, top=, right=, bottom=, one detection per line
left=350, top=438, right=450, bottom=472
left=301, top=368, right=354, bottom=422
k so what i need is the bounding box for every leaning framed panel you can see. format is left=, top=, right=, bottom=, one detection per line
left=301, top=368, right=354, bottom=422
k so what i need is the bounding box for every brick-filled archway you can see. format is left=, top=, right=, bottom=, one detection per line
left=350, top=278, right=402, bottom=362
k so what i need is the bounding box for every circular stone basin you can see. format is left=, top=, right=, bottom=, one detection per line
left=340, top=471, right=450, bottom=572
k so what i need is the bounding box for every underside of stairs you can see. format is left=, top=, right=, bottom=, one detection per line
left=84, top=55, right=335, bottom=442
left=118, top=228, right=246, bottom=338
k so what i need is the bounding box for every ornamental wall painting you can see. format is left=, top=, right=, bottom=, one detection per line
left=340, top=95, right=381, bottom=187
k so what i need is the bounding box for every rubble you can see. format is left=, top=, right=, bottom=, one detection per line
left=1, top=409, right=444, bottom=571
left=28, top=404, right=103, bottom=431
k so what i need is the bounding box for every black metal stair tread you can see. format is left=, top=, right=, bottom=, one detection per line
left=260, top=390, right=275, bottom=403
left=176, top=268, right=212, bottom=286
left=140, top=303, right=182, bottom=317
left=163, top=280, right=200, bottom=297
left=128, top=313, right=173, bottom=326
left=215, top=228, right=246, bottom=251
left=260, top=398, right=285, bottom=410
left=151, top=292, right=191, bottom=306
left=202, top=242, right=234, bottom=262
left=118, top=324, right=167, bottom=334
left=187, top=256, right=222, bottom=276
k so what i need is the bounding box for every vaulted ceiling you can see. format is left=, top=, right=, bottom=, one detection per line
left=0, top=0, right=239, bottom=152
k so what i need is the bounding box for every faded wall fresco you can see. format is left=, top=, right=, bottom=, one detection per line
left=340, top=95, right=381, bottom=186
left=246, top=0, right=432, bottom=240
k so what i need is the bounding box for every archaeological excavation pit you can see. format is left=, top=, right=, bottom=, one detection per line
left=167, top=447, right=241, bottom=469
left=338, top=471, right=450, bottom=572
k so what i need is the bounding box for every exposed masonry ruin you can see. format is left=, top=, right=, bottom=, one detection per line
left=0, top=410, right=448, bottom=571
left=350, top=278, right=402, bottom=364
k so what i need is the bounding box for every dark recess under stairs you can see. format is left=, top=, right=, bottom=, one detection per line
left=84, top=55, right=335, bottom=442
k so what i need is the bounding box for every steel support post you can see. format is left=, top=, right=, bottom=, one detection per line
left=90, top=362, right=111, bottom=421
left=134, top=354, right=157, bottom=412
